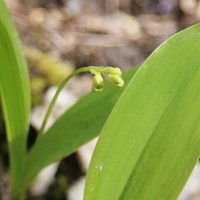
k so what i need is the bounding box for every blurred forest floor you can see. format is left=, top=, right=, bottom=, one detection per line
left=5, top=0, right=200, bottom=104
left=6, top=0, right=200, bottom=70
left=1, top=0, right=200, bottom=199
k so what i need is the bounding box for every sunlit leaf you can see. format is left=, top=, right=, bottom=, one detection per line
left=84, top=23, right=200, bottom=200
left=0, top=1, right=30, bottom=196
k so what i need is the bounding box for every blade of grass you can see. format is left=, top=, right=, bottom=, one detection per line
left=0, top=1, right=30, bottom=198
left=84, top=23, right=200, bottom=200
left=23, top=67, right=138, bottom=188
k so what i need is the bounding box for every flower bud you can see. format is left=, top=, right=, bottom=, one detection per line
left=103, top=67, right=122, bottom=75
left=92, top=86, right=103, bottom=92
left=92, top=72, right=104, bottom=92
left=108, top=74, right=124, bottom=87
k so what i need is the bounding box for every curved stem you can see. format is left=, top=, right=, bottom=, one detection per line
left=37, top=66, right=100, bottom=142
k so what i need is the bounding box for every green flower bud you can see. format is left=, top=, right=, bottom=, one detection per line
left=92, top=72, right=104, bottom=92
left=92, top=86, right=103, bottom=92
left=103, top=67, right=122, bottom=75
left=108, top=74, right=124, bottom=87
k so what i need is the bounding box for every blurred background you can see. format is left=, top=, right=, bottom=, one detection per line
left=1, top=0, right=200, bottom=199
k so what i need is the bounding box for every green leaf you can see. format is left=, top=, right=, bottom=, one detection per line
left=0, top=1, right=30, bottom=196
left=84, top=23, right=200, bottom=200
left=24, top=67, right=138, bottom=187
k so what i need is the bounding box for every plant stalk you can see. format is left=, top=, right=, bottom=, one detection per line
left=36, top=66, right=102, bottom=142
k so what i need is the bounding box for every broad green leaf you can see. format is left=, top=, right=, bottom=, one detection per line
left=0, top=1, right=30, bottom=196
left=84, top=23, right=200, bottom=200
left=24, top=67, right=138, bottom=187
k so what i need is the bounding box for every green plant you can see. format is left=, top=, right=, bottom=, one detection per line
left=1, top=1, right=200, bottom=199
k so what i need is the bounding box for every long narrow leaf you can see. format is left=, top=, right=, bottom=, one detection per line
left=0, top=1, right=30, bottom=196
left=84, top=23, right=200, bottom=200
left=24, top=67, right=138, bottom=187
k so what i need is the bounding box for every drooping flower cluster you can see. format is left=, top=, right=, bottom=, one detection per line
left=90, top=67, right=124, bottom=92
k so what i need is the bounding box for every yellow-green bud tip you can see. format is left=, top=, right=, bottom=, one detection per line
left=108, top=74, right=124, bottom=87
left=92, top=86, right=103, bottom=92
